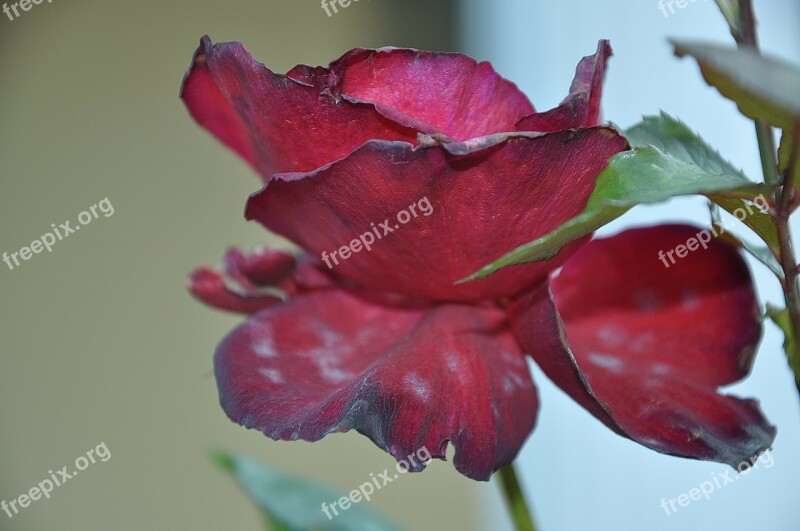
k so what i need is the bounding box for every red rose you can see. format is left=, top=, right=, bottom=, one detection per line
left=182, top=37, right=774, bottom=480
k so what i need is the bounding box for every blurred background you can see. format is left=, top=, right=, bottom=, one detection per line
left=1, top=1, right=798, bottom=530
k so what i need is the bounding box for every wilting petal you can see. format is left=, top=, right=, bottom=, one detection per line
left=509, top=225, right=775, bottom=466
left=215, top=289, right=538, bottom=480
left=330, top=48, right=534, bottom=141
left=517, top=41, right=611, bottom=132
left=189, top=248, right=338, bottom=314
left=224, top=248, right=296, bottom=289
left=187, top=268, right=282, bottom=314
left=181, top=37, right=419, bottom=177
left=246, top=128, right=628, bottom=302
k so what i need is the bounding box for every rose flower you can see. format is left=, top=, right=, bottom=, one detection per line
left=181, top=37, right=774, bottom=480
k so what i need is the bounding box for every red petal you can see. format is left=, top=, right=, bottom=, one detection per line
left=224, top=248, right=296, bottom=288
left=331, top=48, right=534, bottom=141
left=187, top=268, right=281, bottom=314
left=180, top=45, right=256, bottom=169
left=246, top=128, right=628, bottom=302
left=189, top=248, right=336, bottom=314
left=509, top=225, right=775, bottom=466
left=180, top=37, right=419, bottom=177
left=517, top=41, right=612, bottom=132
left=215, top=290, right=538, bottom=480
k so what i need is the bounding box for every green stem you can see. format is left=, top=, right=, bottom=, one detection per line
left=732, top=0, right=800, bottom=397
left=736, top=0, right=780, bottom=185
left=497, top=463, right=537, bottom=531
left=755, top=120, right=780, bottom=185
left=776, top=121, right=800, bottom=394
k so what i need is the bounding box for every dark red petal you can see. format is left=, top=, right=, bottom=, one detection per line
left=287, top=258, right=339, bottom=293
left=246, top=128, right=629, bottom=302
left=180, top=46, right=257, bottom=170
left=224, top=248, right=296, bottom=288
left=331, top=48, right=534, bottom=141
left=517, top=41, right=612, bottom=132
left=187, top=268, right=281, bottom=314
left=215, top=290, right=538, bottom=480
left=190, top=248, right=336, bottom=314
left=509, top=225, right=775, bottom=466
left=180, top=37, right=419, bottom=178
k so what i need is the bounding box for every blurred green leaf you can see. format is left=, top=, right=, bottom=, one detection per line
left=766, top=305, right=800, bottom=385
left=211, top=451, right=402, bottom=531
left=672, top=40, right=800, bottom=129
left=462, top=116, right=769, bottom=281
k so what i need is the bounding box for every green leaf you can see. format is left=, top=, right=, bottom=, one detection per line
left=211, top=451, right=402, bottom=531
left=710, top=204, right=780, bottom=279
left=625, top=113, right=748, bottom=179
left=461, top=117, right=768, bottom=281
left=713, top=224, right=783, bottom=278
left=624, top=114, right=778, bottom=250
left=627, top=114, right=778, bottom=240
left=710, top=194, right=778, bottom=250
left=766, top=305, right=800, bottom=385
left=672, top=40, right=800, bottom=129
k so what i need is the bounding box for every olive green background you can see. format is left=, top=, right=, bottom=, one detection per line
left=0, top=1, right=506, bottom=529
